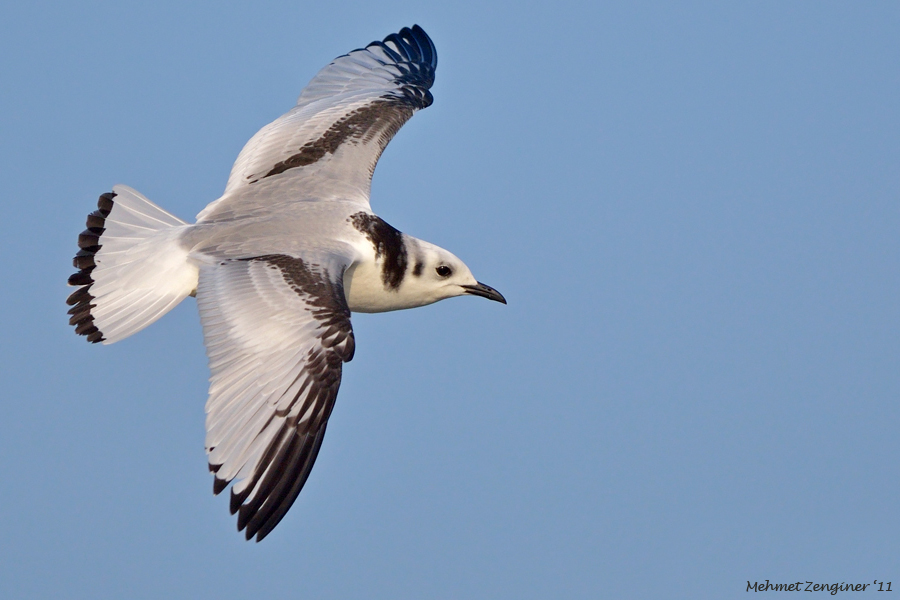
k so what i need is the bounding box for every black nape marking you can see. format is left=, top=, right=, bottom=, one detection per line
left=66, top=192, right=116, bottom=343
left=348, top=213, right=407, bottom=289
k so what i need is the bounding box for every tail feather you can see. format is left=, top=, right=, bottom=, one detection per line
left=67, top=185, right=198, bottom=344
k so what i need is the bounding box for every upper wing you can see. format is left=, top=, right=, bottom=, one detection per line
left=197, top=25, right=437, bottom=222
left=197, top=253, right=354, bottom=541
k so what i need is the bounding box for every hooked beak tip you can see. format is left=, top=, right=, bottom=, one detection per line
left=461, top=282, right=507, bottom=304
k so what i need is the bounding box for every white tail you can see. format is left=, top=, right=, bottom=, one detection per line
left=67, top=185, right=199, bottom=344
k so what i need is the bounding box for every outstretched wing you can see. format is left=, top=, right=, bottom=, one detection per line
left=197, top=253, right=355, bottom=541
left=198, top=25, right=437, bottom=222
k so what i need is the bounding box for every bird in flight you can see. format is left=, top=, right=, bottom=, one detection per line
left=66, top=25, right=505, bottom=542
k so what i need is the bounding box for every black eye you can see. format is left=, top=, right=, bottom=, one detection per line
left=436, top=265, right=452, bottom=278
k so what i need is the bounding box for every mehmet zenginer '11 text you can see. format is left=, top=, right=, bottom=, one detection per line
left=747, top=581, right=892, bottom=593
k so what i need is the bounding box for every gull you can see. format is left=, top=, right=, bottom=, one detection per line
left=66, top=25, right=505, bottom=542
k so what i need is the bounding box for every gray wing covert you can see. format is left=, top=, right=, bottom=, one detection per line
left=197, top=253, right=354, bottom=541
left=198, top=25, right=437, bottom=221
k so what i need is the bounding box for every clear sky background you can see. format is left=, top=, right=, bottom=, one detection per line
left=2, top=1, right=898, bottom=598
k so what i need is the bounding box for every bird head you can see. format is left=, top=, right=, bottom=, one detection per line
left=404, top=238, right=506, bottom=306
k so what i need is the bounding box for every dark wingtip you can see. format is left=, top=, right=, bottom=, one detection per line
left=213, top=476, right=228, bottom=496
left=366, top=25, right=436, bottom=86
left=409, top=24, right=437, bottom=68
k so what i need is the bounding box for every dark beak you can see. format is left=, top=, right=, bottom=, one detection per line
left=461, top=282, right=507, bottom=304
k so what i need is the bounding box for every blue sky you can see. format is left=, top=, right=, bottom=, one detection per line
left=2, top=1, right=899, bottom=598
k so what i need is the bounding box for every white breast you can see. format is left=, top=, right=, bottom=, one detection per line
left=343, top=259, right=420, bottom=313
